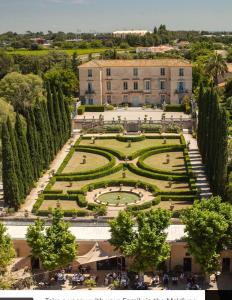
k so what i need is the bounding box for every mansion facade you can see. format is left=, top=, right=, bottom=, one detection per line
left=78, top=59, right=192, bottom=106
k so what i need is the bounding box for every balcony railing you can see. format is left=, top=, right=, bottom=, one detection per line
left=175, top=89, right=189, bottom=94
left=85, top=89, right=95, bottom=95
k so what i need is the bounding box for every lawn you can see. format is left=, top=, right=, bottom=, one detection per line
left=62, top=151, right=109, bottom=174
left=52, top=169, right=190, bottom=192
left=39, top=200, right=79, bottom=211
left=98, top=191, right=140, bottom=204
left=143, top=151, right=186, bottom=173
left=7, top=48, right=119, bottom=56
left=79, top=138, right=181, bottom=156
left=156, top=200, right=193, bottom=211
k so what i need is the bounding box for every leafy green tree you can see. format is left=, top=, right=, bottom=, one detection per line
left=182, top=196, right=232, bottom=275
left=0, top=72, right=44, bottom=112
left=0, top=50, right=13, bottom=79
left=1, top=122, right=20, bottom=209
left=44, top=67, right=78, bottom=97
left=0, top=222, right=15, bottom=273
left=26, top=209, right=78, bottom=271
left=205, top=53, right=228, bottom=85
left=109, top=209, right=171, bottom=279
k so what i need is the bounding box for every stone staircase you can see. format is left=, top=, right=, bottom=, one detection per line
left=184, top=134, right=212, bottom=199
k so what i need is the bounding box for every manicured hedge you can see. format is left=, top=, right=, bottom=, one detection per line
left=43, top=193, right=88, bottom=207
left=158, top=190, right=197, bottom=196
left=127, top=163, right=188, bottom=182
left=166, top=124, right=181, bottom=133
left=137, top=146, right=187, bottom=176
left=165, top=104, right=185, bottom=112
left=77, top=105, right=85, bottom=115
left=81, top=179, right=158, bottom=195
left=59, top=146, right=116, bottom=176
left=75, top=144, right=124, bottom=159
left=56, top=146, right=75, bottom=174
left=43, top=190, right=63, bottom=194
left=84, top=105, right=105, bottom=112
left=37, top=209, right=90, bottom=217
left=116, top=135, right=146, bottom=142
left=105, top=125, right=124, bottom=133
left=56, top=164, right=124, bottom=181
left=32, top=195, right=44, bottom=214
left=126, top=198, right=160, bottom=212
left=159, top=195, right=197, bottom=201
left=141, top=124, right=162, bottom=133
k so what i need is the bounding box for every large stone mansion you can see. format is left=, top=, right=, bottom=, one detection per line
left=78, top=59, right=192, bottom=106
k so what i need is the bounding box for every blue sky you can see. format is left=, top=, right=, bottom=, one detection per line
left=0, top=0, right=231, bottom=33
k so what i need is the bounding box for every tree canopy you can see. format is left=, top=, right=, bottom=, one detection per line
left=109, top=209, right=171, bottom=275
left=0, top=72, right=44, bottom=112
left=26, top=209, right=78, bottom=271
left=182, top=196, right=232, bottom=274
left=44, top=67, right=78, bottom=97
left=0, top=222, right=15, bottom=273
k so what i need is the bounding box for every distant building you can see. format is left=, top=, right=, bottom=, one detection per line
left=113, top=30, right=150, bottom=38
left=78, top=59, right=192, bottom=106
left=136, top=45, right=176, bottom=54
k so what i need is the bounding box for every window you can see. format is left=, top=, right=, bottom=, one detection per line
left=123, top=95, right=128, bottom=103
left=134, top=81, right=138, bottom=90
left=106, top=68, right=111, bottom=76
left=160, top=68, right=165, bottom=76
left=179, top=68, right=184, bottom=76
left=107, top=95, right=111, bottom=104
left=89, top=98, right=93, bottom=105
left=178, top=81, right=185, bottom=92
left=145, top=80, right=151, bottom=91
left=106, top=81, right=111, bottom=91
left=88, top=69, right=92, bottom=77
left=160, top=80, right=165, bottom=90
left=133, top=68, right=138, bottom=77
left=87, top=82, right=93, bottom=92
left=123, top=81, right=128, bottom=90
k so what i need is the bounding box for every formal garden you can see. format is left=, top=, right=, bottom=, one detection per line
left=32, top=134, right=197, bottom=218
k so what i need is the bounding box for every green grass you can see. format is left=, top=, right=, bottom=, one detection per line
left=98, top=191, right=140, bottom=204
left=52, top=169, right=190, bottom=192
left=79, top=138, right=180, bottom=156
left=143, top=151, right=186, bottom=173
left=62, top=151, right=109, bottom=173
left=7, top=48, right=119, bottom=56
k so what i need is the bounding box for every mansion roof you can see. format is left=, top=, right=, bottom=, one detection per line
left=78, top=59, right=192, bottom=69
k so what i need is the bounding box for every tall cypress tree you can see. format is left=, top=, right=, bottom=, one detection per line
left=41, top=101, right=55, bottom=160
left=64, top=100, right=72, bottom=138
left=52, top=85, right=63, bottom=149
left=30, top=107, right=43, bottom=175
left=26, top=110, right=40, bottom=180
left=57, top=85, right=67, bottom=143
left=15, top=113, right=33, bottom=194
left=6, top=117, right=24, bottom=201
left=33, top=101, right=50, bottom=169
left=46, top=82, right=58, bottom=153
left=1, top=122, right=20, bottom=210
left=197, top=82, right=204, bottom=153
